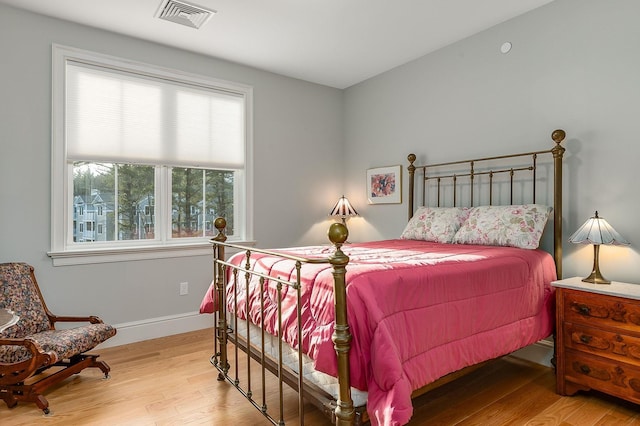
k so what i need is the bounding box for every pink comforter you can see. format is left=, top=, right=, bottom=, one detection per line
left=200, top=240, right=556, bottom=425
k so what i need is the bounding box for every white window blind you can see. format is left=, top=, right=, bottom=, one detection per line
left=66, top=61, right=245, bottom=169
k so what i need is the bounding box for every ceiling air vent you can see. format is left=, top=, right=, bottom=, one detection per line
left=156, top=0, right=216, bottom=29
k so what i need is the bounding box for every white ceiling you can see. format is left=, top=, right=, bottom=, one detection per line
left=0, top=0, right=553, bottom=89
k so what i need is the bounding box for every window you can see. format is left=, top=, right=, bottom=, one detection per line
left=50, top=45, right=253, bottom=265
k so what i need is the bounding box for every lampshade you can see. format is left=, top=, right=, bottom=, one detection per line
left=329, top=196, right=359, bottom=224
left=568, top=211, right=630, bottom=246
left=569, top=211, right=629, bottom=284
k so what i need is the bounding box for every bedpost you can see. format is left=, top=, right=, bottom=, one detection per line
left=551, top=130, right=566, bottom=279
left=213, top=217, right=229, bottom=381
left=408, top=153, right=416, bottom=221
left=328, top=222, right=354, bottom=426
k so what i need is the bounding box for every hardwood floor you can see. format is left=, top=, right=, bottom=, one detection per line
left=3, top=328, right=639, bottom=425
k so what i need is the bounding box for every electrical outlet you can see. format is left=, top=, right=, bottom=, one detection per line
left=179, top=282, right=189, bottom=296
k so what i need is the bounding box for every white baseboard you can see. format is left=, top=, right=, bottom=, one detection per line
left=97, top=311, right=214, bottom=349
left=511, top=338, right=555, bottom=367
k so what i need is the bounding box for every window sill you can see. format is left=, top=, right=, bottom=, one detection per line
left=48, top=240, right=256, bottom=266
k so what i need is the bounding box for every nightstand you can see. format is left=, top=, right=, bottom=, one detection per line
left=553, top=277, right=640, bottom=405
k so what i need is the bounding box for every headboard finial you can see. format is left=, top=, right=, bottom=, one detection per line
left=407, top=154, right=417, bottom=221
left=551, top=129, right=566, bottom=145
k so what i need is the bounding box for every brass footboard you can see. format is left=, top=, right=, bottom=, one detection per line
left=210, top=218, right=357, bottom=425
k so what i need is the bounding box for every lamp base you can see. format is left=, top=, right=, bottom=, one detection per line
left=581, top=244, right=611, bottom=284
left=581, top=272, right=611, bottom=285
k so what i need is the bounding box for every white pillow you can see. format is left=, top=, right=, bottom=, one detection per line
left=401, top=206, right=470, bottom=244
left=453, top=204, right=552, bottom=249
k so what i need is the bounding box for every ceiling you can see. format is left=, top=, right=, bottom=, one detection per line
left=0, top=0, right=554, bottom=89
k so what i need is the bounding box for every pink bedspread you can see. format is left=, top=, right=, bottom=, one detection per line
left=200, top=240, right=556, bottom=426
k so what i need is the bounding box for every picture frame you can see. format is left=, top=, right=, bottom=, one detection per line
left=367, top=165, right=402, bottom=204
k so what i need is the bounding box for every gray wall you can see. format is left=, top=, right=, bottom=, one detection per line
left=2, top=0, right=640, bottom=346
left=344, top=0, right=640, bottom=285
left=0, top=5, right=344, bottom=333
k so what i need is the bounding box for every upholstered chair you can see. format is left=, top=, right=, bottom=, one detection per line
left=0, top=262, right=116, bottom=414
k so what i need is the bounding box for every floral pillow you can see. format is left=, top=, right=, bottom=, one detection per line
left=453, top=204, right=552, bottom=249
left=401, top=206, right=470, bottom=244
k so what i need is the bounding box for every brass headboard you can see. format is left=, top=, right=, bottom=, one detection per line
left=406, top=129, right=566, bottom=278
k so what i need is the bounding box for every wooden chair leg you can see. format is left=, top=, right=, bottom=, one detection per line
left=1, top=386, right=50, bottom=414
left=32, top=393, right=50, bottom=414
left=1, top=354, right=111, bottom=413
left=92, top=358, right=111, bottom=378
left=1, top=390, right=19, bottom=409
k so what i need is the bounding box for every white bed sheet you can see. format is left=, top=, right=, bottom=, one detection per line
left=231, top=318, right=368, bottom=407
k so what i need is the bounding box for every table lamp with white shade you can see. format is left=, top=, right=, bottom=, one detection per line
left=568, top=211, right=629, bottom=284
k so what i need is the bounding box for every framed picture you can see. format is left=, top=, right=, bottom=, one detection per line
left=367, top=165, right=402, bottom=204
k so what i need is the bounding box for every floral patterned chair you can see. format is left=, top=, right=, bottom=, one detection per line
left=0, top=262, right=116, bottom=414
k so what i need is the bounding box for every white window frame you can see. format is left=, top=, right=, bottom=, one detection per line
left=49, top=45, right=254, bottom=266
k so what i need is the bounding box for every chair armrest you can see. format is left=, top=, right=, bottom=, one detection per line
left=0, top=337, right=58, bottom=383
left=48, top=315, right=105, bottom=324
left=0, top=337, right=58, bottom=361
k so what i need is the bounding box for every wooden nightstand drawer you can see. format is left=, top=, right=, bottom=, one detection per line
left=562, top=289, right=640, bottom=333
left=564, top=322, right=640, bottom=364
left=564, top=350, right=640, bottom=405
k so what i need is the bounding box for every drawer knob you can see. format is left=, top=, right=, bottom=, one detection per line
left=580, top=365, right=591, bottom=375
left=578, top=305, right=591, bottom=315
left=579, top=334, right=593, bottom=344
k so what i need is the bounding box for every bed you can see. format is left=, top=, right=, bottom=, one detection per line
left=200, top=129, right=567, bottom=425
